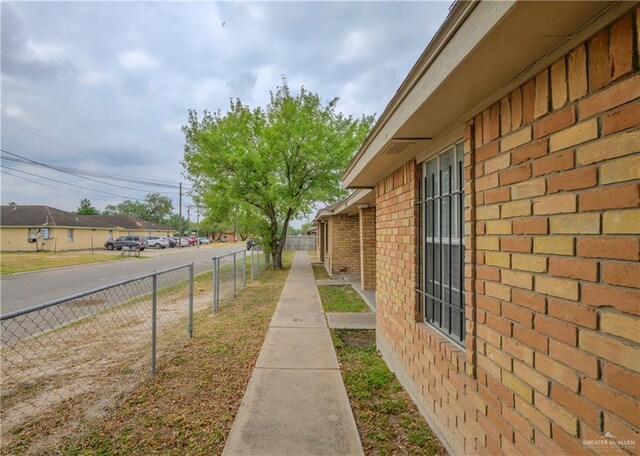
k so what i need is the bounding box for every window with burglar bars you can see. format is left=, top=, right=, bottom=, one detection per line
left=416, top=142, right=465, bottom=346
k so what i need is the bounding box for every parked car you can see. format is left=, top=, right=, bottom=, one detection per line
left=147, top=236, right=170, bottom=249
left=178, top=237, right=190, bottom=247
left=247, top=238, right=256, bottom=250
left=198, top=237, right=211, bottom=244
left=219, top=235, right=228, bottom=243
left=104, top=235, right=147, bottom=251
left=168, top=237, right=177, bottom=248
left=186, top=236, right=198, bottom=246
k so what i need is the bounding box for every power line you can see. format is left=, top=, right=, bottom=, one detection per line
left=1, top=165, right=146, bottom=201
left=1, top=156, right=180, bottom=196
left=2, top=169, right=106, bottom=199
left=1, top=122, right=187, bottom=187
left=1, top=149, right=180, bottom=195
left=1, top=119, right=120, bottom=167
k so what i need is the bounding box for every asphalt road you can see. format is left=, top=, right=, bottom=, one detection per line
left=0, top=244, right=247, bottom=315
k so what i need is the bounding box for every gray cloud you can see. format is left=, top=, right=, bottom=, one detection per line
left=1, top=1, right=451, bottom=215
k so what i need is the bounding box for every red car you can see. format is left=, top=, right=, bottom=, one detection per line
left=187, top=236, right=198, bottom=246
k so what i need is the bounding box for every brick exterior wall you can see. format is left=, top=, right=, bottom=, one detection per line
left=376, top=10, right=639, bottom=455
left=359, top=207, right=376, bottom=290
left=326, top=214, right=361, bottom=275
left=316, top=222, right=325, bottom=261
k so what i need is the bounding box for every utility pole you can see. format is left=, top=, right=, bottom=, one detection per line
left=196, top=205, right=201, bottom=248
left=178, top=182, right=183, bottom=249
left=187, top=205, right=191, bottom=236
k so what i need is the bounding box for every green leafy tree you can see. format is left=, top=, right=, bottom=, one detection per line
left=299, top=222, right=312, bottom=235
left=103, top=193, right=174, bottom=224
left=144, top=193, right=174, bottom=224
left=182, top=79, right=373, bottom=268
left=104, top=200, right=148, bottom=218
left=76, top=198, right=100, bottom=215
left=202, top=198, right=265, bottom=241
left=235, top=209, right=265, bottom=241
left=168, top=213, right=190, bottom=235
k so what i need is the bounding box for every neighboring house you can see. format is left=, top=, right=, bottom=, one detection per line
left=88, top=214, right=172, bottom=238
left=315, top=190, right=376, bottom=291
left=0, top=205, right=172, bottom=251
left=334, top=2, right=639, bottom=455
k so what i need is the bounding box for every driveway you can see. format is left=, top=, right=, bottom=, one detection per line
left=0, top=244, right=249, bottom=315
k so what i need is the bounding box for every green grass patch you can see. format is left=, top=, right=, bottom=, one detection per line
left=0, top=251, right=128, bottom=275
left=312, top=264, right=331, bottom=280
left=318, top=285, right=370, bottom=313
left=332, top=330, right=446, bottom=456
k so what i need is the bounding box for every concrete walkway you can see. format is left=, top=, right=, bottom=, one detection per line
left=326, top=312, right=376, bottom=329
left=223, top=251, right=364, bottom=456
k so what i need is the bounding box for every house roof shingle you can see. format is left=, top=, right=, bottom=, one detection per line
left=0, top=205, right=170, bottom=231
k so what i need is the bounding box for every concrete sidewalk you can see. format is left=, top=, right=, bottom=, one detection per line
left=223, top=251, right=364, bottom=456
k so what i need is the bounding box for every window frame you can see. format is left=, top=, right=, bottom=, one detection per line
left=67, top=229, right=74, bottom=243
left=415, top=141, right=466, bottom=347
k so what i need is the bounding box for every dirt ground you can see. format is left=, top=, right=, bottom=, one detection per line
left=0, top=261, right=290, bottom=455
left=0, top=275, right=211, bottom=454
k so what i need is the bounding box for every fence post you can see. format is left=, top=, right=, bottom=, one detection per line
left=243, top=249, right=247, bottom=288
left=250, top=249, right=255, bottom=281
left=188, top=262, right=194, bottom=338
left=151, top=272, right=157, bottom=375
left=212, top=256, right=219, bottom=314
left=233, top=252, right=237, bottom=297
left=216, top=257, right=221, bottom=312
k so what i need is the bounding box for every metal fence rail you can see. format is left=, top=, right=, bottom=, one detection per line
left=212, top=247, right=269, bottom=313
left=0, top=263, right=195, bottom=432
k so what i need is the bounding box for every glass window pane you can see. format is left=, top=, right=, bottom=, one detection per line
left=420, top=142, right=465, bottom=344
left=425, top=159, right=438, bottom=197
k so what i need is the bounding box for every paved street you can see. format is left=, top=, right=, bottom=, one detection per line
left=0, top=244, right=247, bottom=314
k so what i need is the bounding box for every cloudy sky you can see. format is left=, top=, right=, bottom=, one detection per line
left=1, top=1, right=451, bottom=223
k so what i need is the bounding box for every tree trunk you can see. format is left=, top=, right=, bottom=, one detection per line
left=273, top=243, right=285, bottom=269
left=268, top=217, right=282, bottom=270
left=273, top=212, right=292, bottom=270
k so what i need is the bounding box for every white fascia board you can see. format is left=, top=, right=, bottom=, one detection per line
left=343, top=0, right=515, bottom=187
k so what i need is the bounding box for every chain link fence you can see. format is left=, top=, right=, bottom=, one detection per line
left=0, top=264, right=195, bottom=432
left=212, top=247, right=270, bottom=312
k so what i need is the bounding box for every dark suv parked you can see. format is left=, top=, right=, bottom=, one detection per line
left=104, top=235, right=148, bottom=251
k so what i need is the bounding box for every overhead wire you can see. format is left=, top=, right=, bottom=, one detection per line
left=1, top=119, right=121, bottom=167
left=1, top=149, right=181, bottom=195
left=1, top=121, right=188, bottom=188
left=1, top=165, right=146, bottom=201
left=1, top=169, right=109, bottom=199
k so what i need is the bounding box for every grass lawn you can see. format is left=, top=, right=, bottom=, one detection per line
left=312, top=264, right=331, bottom=280
left=2, top=253, right=292, bottom=455
left=332, top=329, right=446, bottom=456
left=0, top=251, right=129, bottom=275
left=318, top=285, right=370, bottom=312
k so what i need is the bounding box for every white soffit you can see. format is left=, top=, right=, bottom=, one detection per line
left=333, top=189, right=375, bottom=216
left=343, top=0, right=622, bottom=188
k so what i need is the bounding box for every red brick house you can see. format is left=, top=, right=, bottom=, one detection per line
left=315, top=189, right=376, bottom=291
left=338, top=2, right=639, bottom=454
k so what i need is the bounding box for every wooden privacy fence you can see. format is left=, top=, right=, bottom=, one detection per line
left=284, top=235, right=316, bottom=251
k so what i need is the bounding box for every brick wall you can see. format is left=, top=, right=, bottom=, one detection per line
left=326, top=214, right=360, bottom=275
left=359, top=207, right=376, bottom=290
left=316, top=222, right=325, bottom=261
left=376, top=10, right=639, bottom=455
